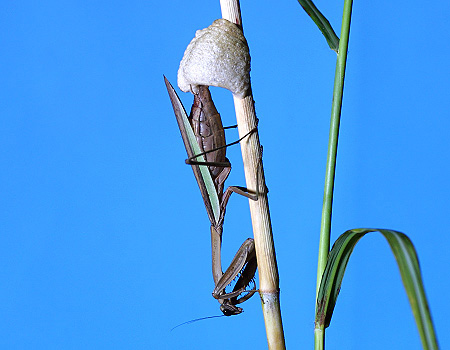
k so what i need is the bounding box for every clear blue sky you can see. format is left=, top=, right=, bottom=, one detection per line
left=1, top=1, right=449, bottom=349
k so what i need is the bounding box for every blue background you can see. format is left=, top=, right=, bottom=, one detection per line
left=1, top=1, right=449, bottom=349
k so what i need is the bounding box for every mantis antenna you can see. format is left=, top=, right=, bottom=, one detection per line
left=170, top=315, right=226, bottom=332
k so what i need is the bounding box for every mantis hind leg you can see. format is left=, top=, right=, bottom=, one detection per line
left=185, top=126, right=256, bottom=167
left=217, top=153, right=267, bottom=227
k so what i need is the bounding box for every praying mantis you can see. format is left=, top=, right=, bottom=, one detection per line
left=164, top=76, right=258, bottom=316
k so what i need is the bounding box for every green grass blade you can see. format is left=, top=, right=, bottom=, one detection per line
left=315, top=228, right=439, bottom=350
left=296, top=0, right=340, bottom=52
left=164, top=77, right=220, bottom=224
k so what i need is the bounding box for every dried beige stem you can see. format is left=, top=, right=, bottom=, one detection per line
left=220, top=0, right=242, bottom=26
left=175, top=1, right=285, bottom=347
left=220, top=1, right=286, bottom=349
left=232, top=79, right=286, bottom=350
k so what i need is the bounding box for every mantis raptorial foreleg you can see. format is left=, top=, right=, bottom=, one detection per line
left=164, top=76, right=259, bottom=316
left=211, top=227, right=257, bottom=316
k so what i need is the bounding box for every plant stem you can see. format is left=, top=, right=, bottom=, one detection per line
left=219, top=1, right=286, bottom=349
left=314, top=0, right=353, bottom=348
left=314, top=328, right=325, bottom=350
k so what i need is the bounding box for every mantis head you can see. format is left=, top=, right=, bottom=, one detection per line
left=220, top=302, right=243, bottom=316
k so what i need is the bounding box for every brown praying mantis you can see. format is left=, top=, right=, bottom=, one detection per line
left=164, top=76, right=258, bottom=316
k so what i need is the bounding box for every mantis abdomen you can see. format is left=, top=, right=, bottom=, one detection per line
left=189, top=85, right=228, bottom=187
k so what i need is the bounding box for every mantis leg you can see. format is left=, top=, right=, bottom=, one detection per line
left=211, top=228, right=258, bottom=316
left=217, top=153, right=266, bottom=227
left=185, top=127, right=257, bottom=167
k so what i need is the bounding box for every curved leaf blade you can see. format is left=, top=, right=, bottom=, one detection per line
left=296, top=0, right=340, bottom=52
left=316, top=228, right=439, bottom=350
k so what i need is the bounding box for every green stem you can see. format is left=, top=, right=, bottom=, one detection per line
left=314, top=0, right=353, bottom=348
left=314, top=327, right=325, bottom=350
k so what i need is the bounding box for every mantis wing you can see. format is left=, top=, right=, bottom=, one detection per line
left=164, top=76, right=220, bottom=225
